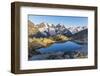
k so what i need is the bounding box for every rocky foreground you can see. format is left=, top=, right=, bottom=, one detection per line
left=29, top=51, right=87, bottom=60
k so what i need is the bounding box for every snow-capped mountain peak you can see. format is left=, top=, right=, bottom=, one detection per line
left=29, top=20, right=87, bottom=37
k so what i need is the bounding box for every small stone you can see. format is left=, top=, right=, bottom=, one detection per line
left=64, top=55, right=70, bottom=59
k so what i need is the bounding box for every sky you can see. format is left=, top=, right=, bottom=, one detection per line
left=28, top=15, right=88, bottom=27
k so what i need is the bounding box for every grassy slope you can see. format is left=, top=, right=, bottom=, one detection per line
left=28, top=35, right=70, bottom=49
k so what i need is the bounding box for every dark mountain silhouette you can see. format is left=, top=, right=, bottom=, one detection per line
left=71, top=29, right=88, bottom=43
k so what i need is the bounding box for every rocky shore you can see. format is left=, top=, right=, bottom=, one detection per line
left=29, top=50, right=87, bottom=60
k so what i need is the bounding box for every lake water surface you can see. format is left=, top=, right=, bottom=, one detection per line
left=37, top=41, right=87, bottom=53
left=29, top=41, right=88, bottom=60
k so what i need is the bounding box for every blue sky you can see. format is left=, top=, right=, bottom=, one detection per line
left=28, top=15, right=88, bottom=27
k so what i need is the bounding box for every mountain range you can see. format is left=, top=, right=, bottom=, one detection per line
left=28, top=20, right=87, bottom=38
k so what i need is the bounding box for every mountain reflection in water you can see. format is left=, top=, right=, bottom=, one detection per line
left=37, top=41, right=87, bottom=53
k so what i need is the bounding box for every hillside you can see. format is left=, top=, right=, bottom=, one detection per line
left=28, top=20, right=39, bottom=37
left=71, top=29, right=88, bottom=43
